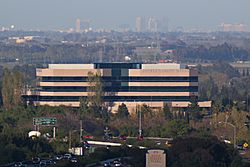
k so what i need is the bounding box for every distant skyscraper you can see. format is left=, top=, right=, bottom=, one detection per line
left=148, top=17, right=158, bottom=32
left=76, top=18, right=81, bottom=33
left=158, top=17, right=169, bottom=32
left=220, top=23, right=247, bottom=32
left=136, top=17, right=146, bottom=32
left=82, top=20, right=91, bottom=31
left=136, top=17, right=142, bottom=32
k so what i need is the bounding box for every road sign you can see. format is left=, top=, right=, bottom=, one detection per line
left=146, top=150, right=166, bottom=167
left=243, top=142, right=249, bottom=149
left=33, top=117, right=57, bottom=126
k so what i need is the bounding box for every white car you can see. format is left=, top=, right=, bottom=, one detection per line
left=63, top=153, right=72, bottom=159
left=113, top=160, right=122, bottom=167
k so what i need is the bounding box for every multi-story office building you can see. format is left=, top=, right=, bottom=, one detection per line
left=75, top=19, right=81, bottom=33
left=26, top=63, right=210, bottom=112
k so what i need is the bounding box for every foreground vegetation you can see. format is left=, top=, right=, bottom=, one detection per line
left=0, top=62, right=249, bottom=166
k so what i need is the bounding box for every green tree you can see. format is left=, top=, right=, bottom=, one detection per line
left=168, top=137, right=246, bottom=167
left=139, top=104, right=152, bottom=117
left=163, top=103, right=173, bottom=120
left=186, top=95, right=201, bottom=122
left=1, top=69, right=24, bottom=109
left=2, top=69, right=14, bottom=109
left=117, top=103, right=129, bottom=119
left=12, top=71, right=24, bottom=106
left=87, top=71, right=105, bottom=117
left=79, top=97, right=89, bottom=117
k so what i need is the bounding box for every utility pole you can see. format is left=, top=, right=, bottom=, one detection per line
left=53, top=127, right=56, bottom=139
left=138, top=106, right=142, bottom=138
left=219, top=122, right=236, bottom=149
left=80, top=120, right=83, bottom=143
left=247, top=93, right=249, bottom=112
left=69, top=130, right=72, bottom=150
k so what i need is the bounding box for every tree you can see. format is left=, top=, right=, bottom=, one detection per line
left=87, top=71, right=105, bottom=117
left=1, top=69, right=13, bottom=109
left=1, top=69, right=24, bottom=109
left=186, top=95, right=201, bottom=122
left=139, top=104, right=152, bottom=117
left=163, top=103, right=173, bottom=120
left=168, top=137, right=245, bottom=167
left=79, top=97, right=89, bottom=117
left=12, top=71, right=24, bottom=106
left=117, top=103, right=129, bottom=119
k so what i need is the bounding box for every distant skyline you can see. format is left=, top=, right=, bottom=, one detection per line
left=0, top=0, right=249, bottom=31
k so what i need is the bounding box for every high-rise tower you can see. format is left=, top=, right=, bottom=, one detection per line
left=76, top=18, right=81, bottom=33
left=136, top=17, right=142, bottom=32
left=148, top=17, right=158, bottom=32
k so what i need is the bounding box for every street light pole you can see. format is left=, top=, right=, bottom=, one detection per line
left=247, top=93, right=249, bottom=112
left=139, top=108, right=142, bottom=137
left=80, top=120, right=83, bottom=143
left=69, top=130, right=79, bottom=150
left=219, top=121, right=236, bottom=149
left=228, top=79, right=233, bottom=107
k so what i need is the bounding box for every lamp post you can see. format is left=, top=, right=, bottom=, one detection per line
left=246, top=92, right=249, bottom=112
left=69, top=130, right=79, bottom=149
left=228, top=78, right=235, bottom=107
left=228, top=81, right=231, bottom=107
left=219, top=121, right=236, bottom=149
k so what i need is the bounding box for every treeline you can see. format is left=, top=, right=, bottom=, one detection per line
left=1, top=41, right=250, bottom=64
left=198, top=62, right=250, bottom=110
left=0, top=63, right=248, bottom=165
left=0, top=132, right=53, bottom=165
left=0, top=43, right=134, bottom=64
left=0, top=64, right=37, bottom=109
left=176, top=43, right=250, bottom=62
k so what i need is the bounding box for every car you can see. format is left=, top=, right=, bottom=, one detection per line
left=63, top=153, right=72, bottom=159
left=70, top=157, right=77, bottom=163
left=137, top=135, right=143, bottom=141
left=119, top=135, right=127, bottom=141
left=54, top=155, right=63, bottom=160
left=237, top=145, right=243, bottom=150
left=39, top=161, right=46, bottom=167
left=113, top=160, right=122, bottom=167
left=83, top=135, right=94, bottom=139
left=103, top=162, right=111, bottom=167
left=223, top=139, right=231, bottom=144
left=46, top=160, right=56, bottom=165
left=21, top=161, right=33, bottom=167
left=14, top=162, right=22, bottom=167
left=32, top=157, right=40, bottom=164
left=155, top=141, right=161, bottom=145
left=103, top=134, right=113, bottom=141
left=19, top=165, right=27, bottom=167
left=84, top=141, right=91, bottom=148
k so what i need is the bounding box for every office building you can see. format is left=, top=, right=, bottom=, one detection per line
left=148, top=17, right=158, bottom=32
left=220, top=23, right=247, bottom=32
left=136, top=17, right=142, bottom=32
left=25, top=63, right=210, bottom=112
left=76, top=19, right=81, bottom=33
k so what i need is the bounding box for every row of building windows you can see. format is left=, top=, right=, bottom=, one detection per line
left=36, top=96, right=194, bottom=102
left=40, top=86, right=198, bottom=92
left=94, top=63, right=141, bottom=69
left=41, top=76, right=198, bottom=82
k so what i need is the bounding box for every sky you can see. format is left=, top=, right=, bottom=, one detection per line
left=0, top=0, right=249, bottom=30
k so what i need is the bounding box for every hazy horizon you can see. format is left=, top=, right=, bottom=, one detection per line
left=0, top=0, right=249, bottom=31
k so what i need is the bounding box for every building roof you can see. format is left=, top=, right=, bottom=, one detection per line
left=48, top=63, right=184, bottom=70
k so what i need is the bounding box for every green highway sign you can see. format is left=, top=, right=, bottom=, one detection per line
left=33, top=117, right=57, bottom=126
